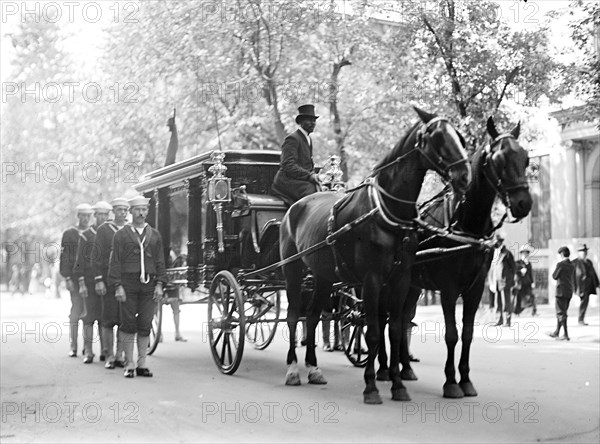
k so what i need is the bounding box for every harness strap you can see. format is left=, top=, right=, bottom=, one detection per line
left=241, top=208, right=378, bottom=280
left=327, top=205, right=366, bottom=283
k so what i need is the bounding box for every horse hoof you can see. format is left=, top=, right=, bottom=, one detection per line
left=307, top=367, right=327, bottom=385
left=459, top=381, right=478, bottom=397
left=376, top=369, right=390, bottom=381
left=443, top=383, right=464, bottom=398
left=363, top=391, right=383, bottom=404
left=285, top=372, right=301, bottom=386
left=400, top=368, right=418, bottom=381
left=391, top=387, right=411, bottom=401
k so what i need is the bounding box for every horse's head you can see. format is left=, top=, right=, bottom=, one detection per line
left=413, top=106, right=472, bottom=195
left=484, top=116, right=532, bottom=220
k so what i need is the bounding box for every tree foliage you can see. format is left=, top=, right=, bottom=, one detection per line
left=1, top=0, right=582, bottom=244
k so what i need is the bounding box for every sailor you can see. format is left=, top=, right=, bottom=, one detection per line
left=108, top=195, right=166, bottom=378
left=60, top=203, right=93, bottom=357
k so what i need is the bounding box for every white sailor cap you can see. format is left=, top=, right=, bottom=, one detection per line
left=128, top=195, right=151, bottom=207
left=92, top=201, right=112, bottom=213
left=110, top=197, right=130, bottom=209
left=75, top=203, right=94, bottom=214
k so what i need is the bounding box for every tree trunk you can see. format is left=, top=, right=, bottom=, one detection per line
left=330, top=58, right=351, bottom=181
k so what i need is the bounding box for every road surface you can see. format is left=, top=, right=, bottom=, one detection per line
left=1, top=287, right=598, bottom=443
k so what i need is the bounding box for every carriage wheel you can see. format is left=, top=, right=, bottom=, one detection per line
left=245, top=287, right=281, bottom=350
left=148, top=301, right=162, bottom=356
left=208, top=270, right=246, bottom=375
left=337, top=286, right=368, bottom=368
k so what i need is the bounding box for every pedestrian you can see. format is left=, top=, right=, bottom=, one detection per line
left=9, top=264, right=24, bottom=297
left=163, top=250, right=186, bottom=343
left=108, top=195, right=166, bottom=378
left=60, top=203, right=93, bottom=357
left=487, top=231, right=516, bottom=327
left=93, top=197, right=130, bottom=369
left=271, top=104, right=321, bottom=204
left=514, top=245, right=536, bottom=316
left=549, top=246, right=575, bottom=341
left=572, top=244, right=599, bottom=326
left=73, top=201, right=112, bottom=364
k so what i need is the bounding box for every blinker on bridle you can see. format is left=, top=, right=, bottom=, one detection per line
left=483, top=133, right=529, bottom=221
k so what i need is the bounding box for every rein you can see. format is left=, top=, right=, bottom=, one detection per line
left=244, top=116, right=469, bottom=279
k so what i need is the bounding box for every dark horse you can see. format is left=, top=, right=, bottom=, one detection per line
left=279, top=107, right=472, bottom=404
left=396, top=116, right=532, bottom=398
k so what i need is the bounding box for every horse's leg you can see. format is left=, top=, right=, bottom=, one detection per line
left=376, top=288, right=390, bottom=381
left=458, top=280, right=485, bottom=397
left=441, top=290, right=463, bottom=398
left=387, top=279, right=411, bottom=402
left=362, top=272, right=383, bottom=404
left=304, top=277, right=332, bottom=384
left=283, top=259, right=303, bottom=386
left=399, top=287, right=420, bottom=381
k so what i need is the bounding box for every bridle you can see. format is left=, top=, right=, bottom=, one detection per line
left=482, top=133, right=529, bottom=221
left=370, top=117, right=469, bottom=181
left=358, top=117, right=470, bottom=229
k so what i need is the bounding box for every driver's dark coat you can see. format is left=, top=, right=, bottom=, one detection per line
left=272, top=130, right=317, bottom=202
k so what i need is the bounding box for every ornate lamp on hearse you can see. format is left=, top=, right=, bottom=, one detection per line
left=207, top=151, right=232, bottom=253
left=319, top=155, right=346, bottom=193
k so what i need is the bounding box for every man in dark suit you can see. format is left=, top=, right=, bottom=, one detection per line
left=108, top=196, right=166, bottom=378
left=514, top=245, right=536, bottom=316
left=550, top=246, right=575, bottom=340
left=60, top=203, right=93, bottom=357
left=488, top=232, right=516, bottom=327
left=572, top=244, right=599, bottom=326
left=272, top=104, right=321, bottom=203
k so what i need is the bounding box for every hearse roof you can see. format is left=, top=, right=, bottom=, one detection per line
left=134, top=149, right=281, bottom=192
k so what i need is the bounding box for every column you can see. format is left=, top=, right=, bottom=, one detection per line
left=565, top=144, right=579, bottom=238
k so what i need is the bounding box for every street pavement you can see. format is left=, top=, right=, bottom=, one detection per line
left=1, top=287, right=598, bottom=443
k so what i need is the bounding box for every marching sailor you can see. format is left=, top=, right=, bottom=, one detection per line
left=73, top=200, right=112, bottom=363
left=108, top=195, right=166, bottom=378
left=91, top=197, right=129, bottom=369
left=60, top=203, right=93, bottom=357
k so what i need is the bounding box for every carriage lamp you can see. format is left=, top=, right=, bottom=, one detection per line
left=319, top=155, right=346, bottom=192
left=208, top=152, right=231, bottom=253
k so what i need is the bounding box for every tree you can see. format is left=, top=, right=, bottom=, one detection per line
left=569, top=0, right=600, bottom=120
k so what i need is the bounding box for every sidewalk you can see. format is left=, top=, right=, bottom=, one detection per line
left=413, top=296, right=600, bottom=344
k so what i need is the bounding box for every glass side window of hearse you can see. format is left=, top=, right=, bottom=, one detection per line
left=169, top=190, right=189, bottom=267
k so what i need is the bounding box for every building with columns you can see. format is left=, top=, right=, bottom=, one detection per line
left=505, top=106, right=600, bottom=303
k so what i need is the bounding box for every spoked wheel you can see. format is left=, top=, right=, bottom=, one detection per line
left=337, top=285, right=368, bottom=367
left=245, top=286, right=282, bottom=350
left=208, top=270, right=245, bottom=375
left=148, top=301, right=162, bottom=356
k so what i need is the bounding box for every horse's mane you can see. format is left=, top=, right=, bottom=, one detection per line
left=373, top=121, right=420, bottom=172
left=469, top=143, right=486, bottom=190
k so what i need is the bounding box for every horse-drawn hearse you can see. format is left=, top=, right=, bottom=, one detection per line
left=134, top=108, right=532, bottom=404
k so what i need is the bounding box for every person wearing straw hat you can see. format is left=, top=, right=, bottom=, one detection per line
left=572, top=244, right=599, bottom=326
left=73, top=200, right=112, bottom=363
left=514, top=245, right=536, bottom=317
left=108, top=195, right=166, bottom=378
left=550, top=246, right=575, bottom=341
left=487, top=231, right=516, bottom=327
left=60, top=203, right=94, bottom=357
left=272, top=104, right=321, bottom=204
left=92, top=197, right=130, bottom=369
